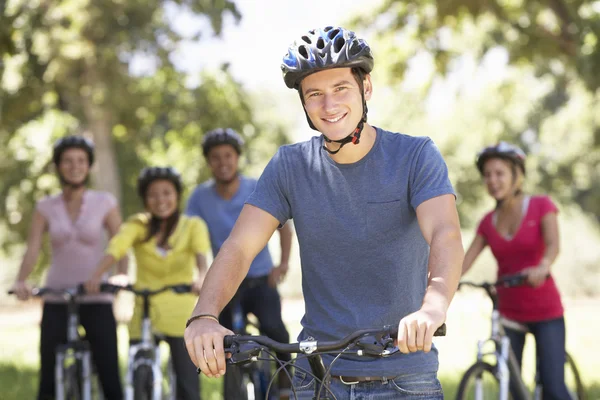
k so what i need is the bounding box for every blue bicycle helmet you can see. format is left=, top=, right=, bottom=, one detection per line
left=282, top=26, right=374, bottom=90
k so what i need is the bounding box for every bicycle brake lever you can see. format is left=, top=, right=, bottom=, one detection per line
left=356, top=333, right=396, bottom=357
left=226, top=343, right=262, bottom=364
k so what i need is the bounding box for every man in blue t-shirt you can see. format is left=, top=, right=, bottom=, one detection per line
left=185, top=28, right=464, bottom=399
left=185, top=128, right=292, bottom=397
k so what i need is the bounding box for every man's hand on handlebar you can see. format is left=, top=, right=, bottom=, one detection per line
left=184, top=318, right=234, bottom=378
left=396, top=305, right=446, bottom=354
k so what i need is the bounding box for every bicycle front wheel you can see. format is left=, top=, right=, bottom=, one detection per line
left=64, top=363, right=82, bottom=400
left=133, top=365, right=154, bottom=400
left=565, top=353, right=585, bottom=400
left=456, top=362, right=500, bottom=400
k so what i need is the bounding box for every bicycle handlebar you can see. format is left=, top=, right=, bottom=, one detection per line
left=459, top=272, right=551, bottom=291
left=8, top=285, right=85, bottom=298
left=8, top=283, right=192, bottom=298
left=99, top=283, right=192, bottom=296
left=224, top=323, right=446, bottom=355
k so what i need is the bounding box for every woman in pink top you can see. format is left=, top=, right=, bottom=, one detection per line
left=461, top=142, right=569, bottom=399
left=10, top=136, right=125, bottom=400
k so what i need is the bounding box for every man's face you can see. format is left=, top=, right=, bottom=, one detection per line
left=301, top=68, right=372, bottom=140
left=206, top=144, right=239, bottom=184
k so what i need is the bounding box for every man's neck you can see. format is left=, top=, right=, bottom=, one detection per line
left=214, top=174, right=241, bottom=200
left=326, top=124, right=377, bottom=164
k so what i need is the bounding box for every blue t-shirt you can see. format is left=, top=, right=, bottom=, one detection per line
left=246, top=127, right=455, bottom=376
left=186, top=176, right=274, bottom=278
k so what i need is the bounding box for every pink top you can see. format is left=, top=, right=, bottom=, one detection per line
left=476, top=195, right=564, bottom=322
left=36, top=190, right=117, bottom=303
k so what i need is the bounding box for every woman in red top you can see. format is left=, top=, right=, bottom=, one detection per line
left=462, top=142, right=569, bottom=400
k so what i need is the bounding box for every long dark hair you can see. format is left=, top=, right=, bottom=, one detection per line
left=144, top=210, right=180, bottom=247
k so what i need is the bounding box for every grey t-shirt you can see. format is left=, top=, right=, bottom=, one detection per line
left=246, top=127, right=455, bottom=376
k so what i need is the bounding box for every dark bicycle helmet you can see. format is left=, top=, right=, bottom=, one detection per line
left=53, top=136, right=95, bottom=166
left=201, top=128, right=245, bottom=157
left=137, top=167, right=183, bottom=199
left=476, top=142, right=526, bottom=175
left=282, top=26, right=374, bottom=90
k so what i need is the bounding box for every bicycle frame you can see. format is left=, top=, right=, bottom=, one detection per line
left=124, top=299, right=164, bottom=400
left=118, top=284, right=190, bottom=400
left=9, top=286, right=100, bottom=400
left=476, top=309, right=530, bottom=400
left=55, top=289, right=94, bottom=400
left=460, top=277, right=538, bottom=400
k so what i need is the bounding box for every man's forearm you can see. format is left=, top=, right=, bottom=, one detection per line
left=191, top=238, right=252, bottom=317
left=423, top=225, right=464, bottom=312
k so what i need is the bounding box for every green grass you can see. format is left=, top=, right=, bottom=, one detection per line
left=1, top=293, right=599, bottom=399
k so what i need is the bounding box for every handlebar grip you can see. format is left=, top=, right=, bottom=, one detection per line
left=434, top=323, right=446, bottom=336
left=99, top=283, right=127, bottom=294
left=170, top=284, right=192, bottom=294
left=224, top=335, right=236, bottom=348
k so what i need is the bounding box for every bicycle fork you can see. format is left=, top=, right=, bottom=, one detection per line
left=55, top=348, right=93, bottom=400
left=56, top=311, right=93, bottom=400
left=475, top=336, right=511, bottom=400
left=125, top=319, right=163, bottom=400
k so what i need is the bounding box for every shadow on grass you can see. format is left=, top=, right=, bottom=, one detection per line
left=0, top=363, right=38, bottom=400
left=0, top=362, right=597, bottom=400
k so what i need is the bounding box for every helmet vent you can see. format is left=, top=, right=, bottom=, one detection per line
left=333, top=36, right=345, bottom=53
left=327, top=28, right=340, bottom=40
left=299, top=45, right=309, bottom=59
left=323, top=26, right=333, bottom=32
left=349, top=40, right=361, bottom=56
left=316, top=37, right=325, bottom=49
left=301, top=35, right=311, bottom=44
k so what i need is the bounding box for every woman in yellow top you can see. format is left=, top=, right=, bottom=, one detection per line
left=86, top=166, right=209, bottom=399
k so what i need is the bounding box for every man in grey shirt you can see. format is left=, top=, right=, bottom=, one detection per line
left=185, top=26, right=464, bottom=399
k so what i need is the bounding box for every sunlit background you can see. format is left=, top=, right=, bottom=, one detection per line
left=1, top=0, right=599, bottom=398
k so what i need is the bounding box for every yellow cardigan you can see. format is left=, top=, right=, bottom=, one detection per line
left=106, top=213, right=209, bottom=338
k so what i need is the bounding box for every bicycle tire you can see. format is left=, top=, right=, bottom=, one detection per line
left=133, top=365, right=154, bottom=400
left=64, top=363, right=82, bottom=400
left=456, top=361, right=500, bottom=400
left=164, top=356, right=176, bottom=400
left=565, top=353, right=585, bottom=400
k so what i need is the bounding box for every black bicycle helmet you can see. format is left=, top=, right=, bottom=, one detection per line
left=476, top=142, right=526, bottom=175
left=282, top=26, right=374, bottom=90
left=53, top=136, right=95, bottom=166
left=137, top=167, right=183, bottom=199
left=201, top=128, right=244, bottom=157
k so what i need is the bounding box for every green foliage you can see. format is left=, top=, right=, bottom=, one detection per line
left=0, top=0, right=289, bottom=272
left=355, top=0, right=600, bottom=225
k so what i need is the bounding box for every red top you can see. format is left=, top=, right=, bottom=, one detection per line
left=476, top=195, right=564, bottom=322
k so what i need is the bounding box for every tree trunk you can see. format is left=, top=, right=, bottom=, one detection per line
left=81, top=58, right=122, bottom=203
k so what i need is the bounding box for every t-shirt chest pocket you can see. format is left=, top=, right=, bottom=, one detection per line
left=366, top=199, right=404, bottom=237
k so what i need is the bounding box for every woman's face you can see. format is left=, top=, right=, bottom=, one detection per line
left=58, top=148, right=90, bottom=187
left=145, top=179, right=179, bottom=219
left=482, top=158, right=519, bottom=201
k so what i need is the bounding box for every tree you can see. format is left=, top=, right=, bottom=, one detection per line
left=0, top=0, right=288, bottom=262
left=354, top=0, right=600, bottom=223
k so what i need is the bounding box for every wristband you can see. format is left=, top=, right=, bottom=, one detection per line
left=185, top=314, right=219, bottom=328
